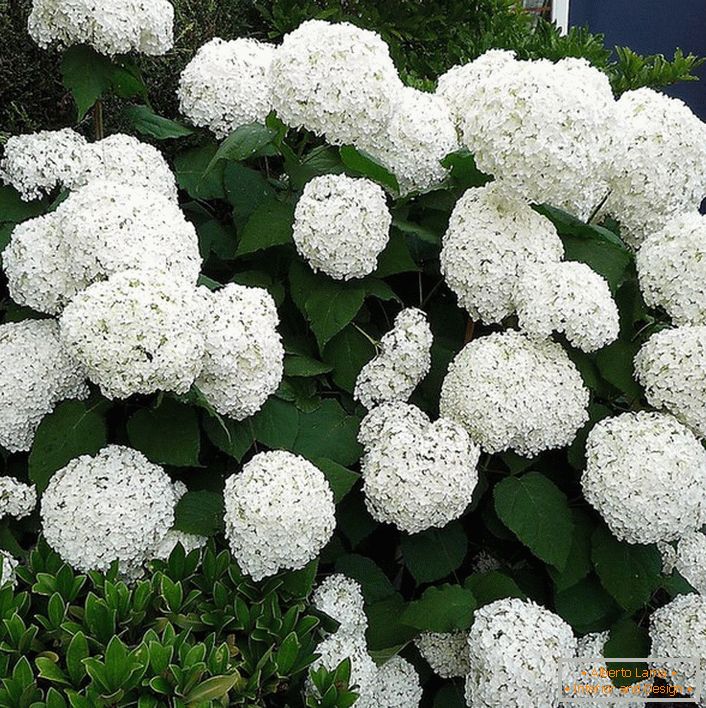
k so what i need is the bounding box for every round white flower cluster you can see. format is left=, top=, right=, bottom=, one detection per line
left=415, top=631, right=471, bottom=679
left=465, top=598, right=577, bottom=708
left=354, top=308, right=432, bottom=409
left=224, top=451, right=335, bottom=581
left=634, top=326, right=706, bottom=439
left=292, top=174, right=391, bottom=280
left=440, top=183, right=564, bottom=324
left=603, top=88, right=706, bottom=247
left=0, top=476, right=37, bottom=521
left=636, top=212, right=706, bottom=326
left=514, top=261, right=619, bottom=352
left=372, top=656, right=423, bottom=708
left=449, top=51, right=619, bottom=219
left=196, top=284, right=284, bottom=420
left=358, top=402, right=480, bottom=533
left=312, top=574, right=368, bottom=637
left=440, top=330, right=589, bottom=457
left=0, top=128, right=87, bottom=201
left=4, top=180, right=201, bottom=315
left=27, top=0, right=175, bottom=56
left=0, top=551, right=19, bottom=588
left=59, top=270, right=207, bottom=399
left=41, top=445, right=182, bottom=580
left=270, top=20, right=402, bottom=146
left=673, top=532, right=706, bottom=594
left=178, top=38, right=274, bottom=138
left=581, top=411, right=706, bottom=544
left=0, top=319, right=87, bottom=453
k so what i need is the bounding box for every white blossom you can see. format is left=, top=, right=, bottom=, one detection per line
left=440, top=183, right=564, bottom=323
left=313, top=634, right=379, bottom=702
left=195, top=284, right=284, bottom=420
left=581, top=411, right=706, bottom=544
left=150, top=530, right=207, bottom=562
left=674, top=532, right=706, bottom=594
left=440, top=330, right=589, bottom=456
left=354, top=308, right=432, bottom=409
left=415, top=631, right=471, bottom=679
left=0, top=477, right=37, bottom=521
left=358, top=402, right=480, bottom=533
left=224, top=451, right=335, bottom=581
left=292, top=173, right=391, bottom=280
left=0, top=551, right=19, bottom=588
left=312, top=574, right=368, bottom=637
left=371, top=656, right=422, bottom=708
left=178, top=37, right=274, bottom=138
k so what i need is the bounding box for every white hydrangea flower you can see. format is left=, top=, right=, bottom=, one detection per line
left=674, top=532, right=706, bottom=594
left=452, top=51, right=620, bottom=219
left=514, top=261, right=619, bottom=352
left=370, top=656, right=422, bottom=708
left=439, top=183, right=564, bottom=323
left=0, top=128, right=87, bottom=201
left=582, top=411, right=706, bottom=544
left=150, top=530, right=207, bottom=562
left=313, top=633, right=379, bottom=702
left=354, top=308, right=432, bottom=409
left=41, top=445, right=181, bottom=580
left=465, top=598, right=577, bottom=708
left=440, top=330, right=589, bottom=456
left=178, top=37, right=274, bottom=139
left=634, top=326, right=706, bottom=438
left=471, top=551, right=501, bottom=574
left=358, top=402, right=480, bottom=533
left=658, top=541, right=678, bottom=576
left=603, top=88, right=706, bottom=247
left=0, top=551, right=19, bottom=588
left=59, top=270, right=206, bottom=399
left=292, top=174, right=391, bottom=280
left=312, top=574, right=368, bottom=637
left=357, top=86, right=458, bottom=195
left=415, top=631, right=471, bottom=679
left=270, top=19, right=403, bottom=145
left=0, top=319, right=88, bottom=453
left=0, top=477, right=37, bottom=521
left=28, top=0, right=174, bottom=56
left=224, top=451, right=335, bottom=581
left=636, top=212, right=706, bottom=326
left=195, top=284, right=284, bottom=420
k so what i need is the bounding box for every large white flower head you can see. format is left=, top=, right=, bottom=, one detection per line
left=0, top=319, right=87, bottom=453
left=453, top=52, right=619, bottom=219
left=370, top=656, right=422, bottom=708
left=439, top=183, right=564, bottom=323
left=41, top=445, right=181, bottom=580
left=604, top=88, right=706, bottom=247
left=582, top=411, right=706, bottom=544
left=354, top=308, right=432, bottom=409
left=440, top=330, right=589, bottom=456
left=292, top=173, right=391, bottom=280
left=634, top=326, right=706, bottom=438
left=0, top=128, right=87, bottom=201
left=224, top=451, right=335, bottom=581
left=674, top=532, right=706, bottom=595
left=0, top=477, right=37, bottom=521
left=178, top=37, right=274, bottom=139
left=0, top=551, right=19, bottom=588
left=28, top=0, right=174, bottom=56
left=59, top=270, right=206, bottom=399
left=270, top=19, right=403, bottom=145
left=312, top=574, right=367, bottom=638
left=358, top=402, right=480, bottom=533
left=514, top=261, right=619, bottom=352
left=465, top=598, right=577, bottom=708
left=195, top=284, right=284, bottom=420
left=358, top=87, right=458, bottom=195
left=415, top=631, right=471, bottom=679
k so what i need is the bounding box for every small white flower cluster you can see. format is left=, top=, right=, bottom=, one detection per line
left=415, top=631, right=471, bottom=679
left=0, top=551, right=19, bottom=588
left=634, top=325, right=706, bottom=439
left=636, top=212, right=706, bottom=327
left=581, top=411, right=706, bottom=544
left=223, top=451, right=335, bottom=581
left=514, top=261, right=619, bottom=352
left=440, top=330, right=589, bottom=457
left=292, top=174, right=391, bottom=280
left=312, top=573, right=368, bottom=637
left=465, top=598, right=577, bottom=708
left=358, top=402, right=480, bottom=533
left=0, top=477, right=37, bottom=521
left=27, top=0, right=174, bottom=56
left=372, top=656, right=423, bottom=708
left=40, top=445, right=183, bottom=580
left=178, top=38, right=274, bottom=139
left=439, top=183, right=564, bottom=324
left=673, top=532, right=706, bottom=595
left=354, top=308, right=432, bottom=409
left=0, top=319, right=87, bottom=452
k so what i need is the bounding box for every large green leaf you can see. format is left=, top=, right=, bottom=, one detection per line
left=401, top=521, right=468, bottom=584
left=366, top=595, right=417, bottom=651
left=339, top=146, right=399, bottom=193
left=236, top=199, right=294, bottom=256
left=373, top=231, right=419, bottom=278
left=554, top=575, right=621, bottom=634
left=323, top=325, right=376, bottom=393
left=294, top=400, right=362, bottom=466
left=224, top=163, right=276, bottom=227
left=250, top=397, right=300, bottom=450
left=174, top=144, right=226, bottom=200
left=173, top=491, right=224, bottom=536
left=201, top=415, right=253, bottom=462
left=401, top=584, right=476, bottom=633
left=207, top=123, right=276, bottom=172
left=314, top=458, right=359, bottom=503
left=604, top=619, right=650, bottom=687
left=335, top=554, right=396, bottom=603
left=123, top=105, right=193, bottom=139
left=0, top=187, right=48, bottom=222
left=464, top=571, right=526, bottom=607
left=548, top=509, right=594, bottom=592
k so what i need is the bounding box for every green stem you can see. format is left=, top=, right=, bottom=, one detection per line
left=93, top=100, right=105, bottom=141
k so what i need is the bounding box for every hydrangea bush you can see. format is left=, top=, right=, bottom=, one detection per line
left=1, top=2, right=706, bottom=706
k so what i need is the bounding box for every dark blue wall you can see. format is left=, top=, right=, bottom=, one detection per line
left=570, top=0, right=706, bottom=119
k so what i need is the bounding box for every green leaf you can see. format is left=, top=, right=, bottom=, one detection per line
left=304, top=278, right=366, bottom=350
left=223, top=163, right=276, bottom=227
left=604, top=619, right=651, bottom=687
left=314, top=458, right=359, bottom=503
left=174, top=144, right=226, bottom=200
left=374, top=231, right=419, bottom=277
left=35, top=658, right=70, bottom=686
left=282, top=144, right=345, bottom=190
left=236, top=199, right=294, bottom=256
left=440, top=149, right=492, bottom=189
left=494, top=472, right=574, bottom=570
left=340, top=146, right=399, bottom=193
left=251, top=397, right=300, bottom=450
left=401, top=521, right=468, bottom=584
left=594, top=339, right=642, bottom=399
left=29, top=401, right=108, bottom=493
left=276, top=632, right=301, bottom=675
left=207, top=123, right=276, bottom=172
left=322, top=325, right=376, bottom=394
left=174, top=491, right=224, bottom=536
left=123, top=105, right=193, bottom=139
left=554, top=575, right=621, bottom=634
left=0, top=187, right=49, bottom=222
left=66, top=632, right=89, bottom=686
left=294, top=400, right=362, bottom=466
left=548, top=509, right=594, bottom=592
left=184, top=674, right=243, bottom=703
left=197, top=220, right=236, bottom=261
left=202, top=416, right=253, bottom=462
left=335, top=554, right=396, bottom=603
left=464, top=571, right=526, bottom=607
left=366, top=595, right=417, bottom=651
left=281, top=558, right=318, bottom=598
left=401, top=584, right=476, bottom=633
left=591, top=525, right=662, bottom=613
left=127, top=398, right=200, bottom=467
left=284, top=355, right=333, bottom=377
